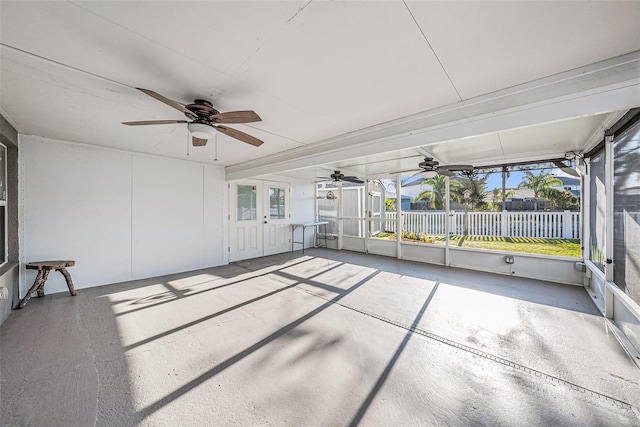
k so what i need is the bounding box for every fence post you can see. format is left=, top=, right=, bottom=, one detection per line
left=501, top=210, right=509, bottom=237
left=449, top=211, right=455, bottom=235
left=562, top=210, right=571, bottom=239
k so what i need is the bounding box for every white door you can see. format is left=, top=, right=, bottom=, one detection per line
left=263, top=182, right=291, bottom=256
left=229, top=180, right=290, bottom=262
left=230, top=181, right=263, bottom=262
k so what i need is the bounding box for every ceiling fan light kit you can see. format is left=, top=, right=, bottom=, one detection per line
left=188, top=122, right=216, bottom=140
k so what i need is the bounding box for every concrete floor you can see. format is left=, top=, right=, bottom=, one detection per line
left=1, top=249, right=639, bottom=426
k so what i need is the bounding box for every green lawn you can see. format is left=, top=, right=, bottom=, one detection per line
left=374, top=233, right=581, bottom=258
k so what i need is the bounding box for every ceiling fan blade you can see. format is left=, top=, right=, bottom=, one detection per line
left=342, top=176, right=364, bottom=184
left=561, top=167, right=581, bottom=178
left=438, top=169, right=456, bottom=177
left=122, top=120, right=188, bottom=126
left=214, top=125, right=263, bottom=147
left=210, top=110, right=261, bottom=124
left=136, top=88, right=196, bottom=117
left=388, top=169, right=419, bottom=176
left=441, top=165, right=474, bottom=171
left=192, top=136, right=208, bottom=146
left=553, top=161, right=581, bottom=177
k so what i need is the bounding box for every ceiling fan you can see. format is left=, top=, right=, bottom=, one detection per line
left=553, top=160, right=581, bottom=177
left=123, top=88, right=264, bottom=147
left=317, top=170, right=364, bottom=184
left=407, top=157, right=474, bottom=177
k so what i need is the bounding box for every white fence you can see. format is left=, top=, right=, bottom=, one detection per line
left=384, top=210, right=581, bottom=239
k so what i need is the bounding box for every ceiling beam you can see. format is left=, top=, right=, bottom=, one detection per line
left=226, top=51, right=640, bottom=181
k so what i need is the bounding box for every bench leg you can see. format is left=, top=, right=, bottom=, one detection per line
left=58, top=267, right=77, bottom=296
left=36, top=270, right=50, bottom=298
left=17, top=270, right=46, bottom=309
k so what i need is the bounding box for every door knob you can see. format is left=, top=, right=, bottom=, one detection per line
left=264, top=221, right=268, bottom=224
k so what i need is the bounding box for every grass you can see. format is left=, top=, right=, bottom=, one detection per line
left=373, top=233, right=581, bottom=258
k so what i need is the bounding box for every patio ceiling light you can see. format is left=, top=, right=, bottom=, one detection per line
left=188, top=123, right=216, bottom=140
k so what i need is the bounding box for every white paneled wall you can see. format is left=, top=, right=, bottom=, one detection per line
left=19, top=136, right=225, bottom=296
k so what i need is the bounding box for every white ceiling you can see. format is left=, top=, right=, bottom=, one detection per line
left=1, top=1, right=639, bottom=181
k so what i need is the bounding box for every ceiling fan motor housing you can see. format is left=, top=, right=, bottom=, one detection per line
left=185, top=99, right=219, bottom=120
left=419, top=157, right=439, bottom=169
left=331, top=171, right=344, bottom=181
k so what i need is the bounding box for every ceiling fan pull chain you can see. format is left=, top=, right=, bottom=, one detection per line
left=186, top=128, right=190, bottom=156
left=214, top=134, right=219, bottom=162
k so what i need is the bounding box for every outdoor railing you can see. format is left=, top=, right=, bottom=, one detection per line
left=384, top=210, right=580, bottom=239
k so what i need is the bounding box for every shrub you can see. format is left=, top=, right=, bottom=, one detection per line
left=400, top=230, right=434, bottom=243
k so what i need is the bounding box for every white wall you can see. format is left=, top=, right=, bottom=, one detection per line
left=290, top=178, right=317, bottom=248
left=449, top=247, right=583, bottom=286
left=19, top=136, right=225, bottom=296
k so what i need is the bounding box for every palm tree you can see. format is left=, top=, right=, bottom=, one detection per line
left=413, top=175, right=453, bottom=210
left=385, top=198, right=395, bottom=211
left=519, top=170, right=562, bottom=211
left=453, top=173, right=490, bottom=211
left=412, top=189, right=433, bottom=209
left=490, top=188, right=500, bottom=211
left=540, top=188, right=579, bottom=210
left=490, top=188, right=515, bottom=211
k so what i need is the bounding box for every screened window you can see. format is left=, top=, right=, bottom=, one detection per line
left=589, top=150, right=606, bottom=272
left=236, top=185, right=257, bottom=221
left=614, top=120, right=640, bottom=302
left=269, top=187, right=286, bottom=219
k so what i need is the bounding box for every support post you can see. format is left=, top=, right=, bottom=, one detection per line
left=501, top=210, right=509, bottom=237
left=582, top=158, right=591, bottom=264
left=562, top=210, right=571, bottom=239
left=364, top=180, right=370, bottom=254
left=501, top=167, right=508, bottom=211
left=604, top=135, right=614, bottom=283
left=338, top=182, right=343, bottom=250
left=396, top=175, right=402, bottom=259
left=445, top=177, right=451, bottom=267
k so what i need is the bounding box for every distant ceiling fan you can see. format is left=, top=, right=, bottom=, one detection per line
left=406, top=157, right=474, bottom=177
left=317, top=170, right=364, bottom=184
left=123, top=88, right=263, bottom=147
left=552, top=160, right=581, bottom=177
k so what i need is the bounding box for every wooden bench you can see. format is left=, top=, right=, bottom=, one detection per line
left=18, top=260, right=76, bottom=309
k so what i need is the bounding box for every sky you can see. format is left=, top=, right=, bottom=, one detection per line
left=485, top=171, right=523, bottom=190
